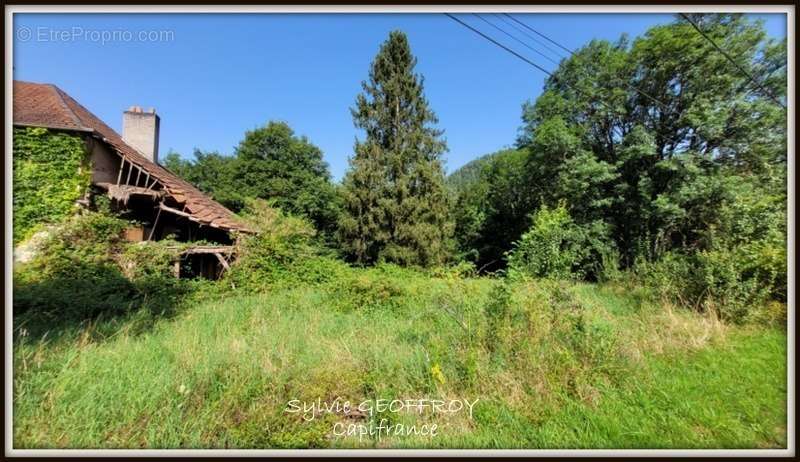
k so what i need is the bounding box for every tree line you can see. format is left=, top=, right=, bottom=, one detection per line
left=166, top=14, right=787, bottom=314
left=165, top=30, right=452, bottom=265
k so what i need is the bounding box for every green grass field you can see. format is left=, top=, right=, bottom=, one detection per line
left=13, top=268, right=787, bottom=449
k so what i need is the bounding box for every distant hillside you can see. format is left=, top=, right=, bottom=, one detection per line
left=447, top=148, right=522, bottom=193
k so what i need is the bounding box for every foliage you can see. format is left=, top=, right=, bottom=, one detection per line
left=234, top=121, right=341, bottom=235
left=328, top=268, right=408, bottom=312
left=338, top=30, right=454, bottom=267
left=163, top=121, right=340, bottom=237
left=13, top=212, right=130, bottom=318
left=224, top=199, right=319, bottom=289
left=506, top=204, right=618, bottom=281
left=12, top=127, right=91, bottom=244
left=448, top=14, right=786, bottom=319
left=506, top=204, right=577, bottom=280
left=13, top=210, right=193, bottom=329
left=517, top=14, right=785, bottom=265
left=15, top=211, right=126, bottom=275
left=450, top=170, right=489, bottom=263
left=9, top=16, right=789, bottom=453
left=445, top=151, right=501, bottom=193
left=448, top=152, right=513, bottom=264
left=428, top=260, right=478, bottom=280
left=118, top=239, right=193, bottom=305
left=476, top=149, right=534, bottom=270
left=163, top=149, right=244, bottom=210
left=632, top=168, right=787, bottom=323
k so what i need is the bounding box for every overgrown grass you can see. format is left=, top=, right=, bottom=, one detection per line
left=12, top=269, right=787, bottom=449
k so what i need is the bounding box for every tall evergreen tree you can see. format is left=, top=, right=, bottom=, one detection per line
left=338, top=31, right=453, bottom=266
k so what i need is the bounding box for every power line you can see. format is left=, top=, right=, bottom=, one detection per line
left=492, top=13, right=567, bottom=61
left=444, top=13, right=554, bottom=78
left=472, top=14, right=561, bottom=67
left=444, top=13, right=622, bottom=117
left=502, top=13, right=671, bottom=112
left=679, top=13, right=786, bottom=109
left=502, top=13, right=575, bottom=56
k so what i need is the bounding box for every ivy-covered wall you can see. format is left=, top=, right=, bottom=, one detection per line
left=13, top=127, right=91, bottom=244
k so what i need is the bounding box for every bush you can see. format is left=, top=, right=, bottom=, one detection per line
left=637, top=246, right=783, bottom=324
left=429, top=261, right=478, bottom=280
left=119, top=240, right=192, bottom=313
left=480, top=279, right=625, bottom=404
left=483, top=282, right=513, bottom=352
left=17, top=211, right=127, bottom=278
left=13, top=211, right=189, bottom=324
left=329, top=270, right=407, bottom=312
left=506, top=204, right=576, bottom=280
left=636, top=177, right=787, bottom=324
left=13, top=212, right=133, bottom=319
left=291, top=255, right=352, bottom=285
left=225, top=199, right=318, bottom=289
left=506, top=204, right=618, bottom=281
left=709, top=178, right=787, bottom=303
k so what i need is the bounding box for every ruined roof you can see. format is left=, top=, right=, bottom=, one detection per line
left=13, top=80, right=249, bottom=233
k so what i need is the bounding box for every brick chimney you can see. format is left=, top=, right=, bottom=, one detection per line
left=122, top=106, right=160, bottom=164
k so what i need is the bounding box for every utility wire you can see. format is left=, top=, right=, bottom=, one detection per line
left=492, top=13, right=567, bottom=61
left=503, top=13, right=576, bottom=56
left=472, top=14, right=561, bottom=67
left=444, top=13, right=554, bottom=78
left=444, top=13, right=622, bottom=118
left=502, top=13, right=672, bottom=112
left=679, top=13, right=786, bottom=109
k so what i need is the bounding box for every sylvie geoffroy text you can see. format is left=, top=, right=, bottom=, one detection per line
left=285, top=397, right=480, bottom=441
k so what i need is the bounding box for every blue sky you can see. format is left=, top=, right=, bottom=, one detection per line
left=13, top=13, right=786, bottom=181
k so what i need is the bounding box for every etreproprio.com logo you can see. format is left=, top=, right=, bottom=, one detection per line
left=16, top=26, right=174, bottom=44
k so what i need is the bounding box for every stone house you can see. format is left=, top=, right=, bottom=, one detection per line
left=13, top=80, right=251, bottom=278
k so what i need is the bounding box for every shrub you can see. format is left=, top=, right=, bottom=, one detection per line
left=329, top=270, right=407, bottom=312
left=636, top=177, right=787, bottom=324
left=13, top=212, right=134, bottom=319
left=637, top=246, right=783, bottom=324
left=429, top=261, right=478, bottom=280
left=18, top=211, right=127, bottom=277
left=483, top=282, right=513, bottom=352
left=119, top=240, right=192, bottom=313
left=480, top=278, right=626, bottom=407
left=291, top=255, right=352, bottom=285
left=13, top=211, right=190, bottom=324
left=506, top=204, right=618, bottom=281
left=506, top=204, right=576, bottom=280
left=709, top=178, right=787, bottom=303
left=225, top=199, right=318, bottom=289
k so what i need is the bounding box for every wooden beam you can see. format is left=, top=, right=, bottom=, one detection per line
left=125, top=161, right=133, bottom=185
left=135, top=165, right=142, bottom=187
left=159, top=202, right=193, bottom=219
left=214, top=252, right=231, bottom=271
left=116, top=157, right=125, bottom=185
left=148, top=206, right=162, bottom=241
left=95, top=183, right=163, bottom=198
left=171, top=245, right=235, bottom=255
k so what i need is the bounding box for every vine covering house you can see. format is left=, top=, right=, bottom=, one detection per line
left=13, top=80, right=251, bottom=278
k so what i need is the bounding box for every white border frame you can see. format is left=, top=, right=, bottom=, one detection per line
left=4, top=3, right=795, bottom=458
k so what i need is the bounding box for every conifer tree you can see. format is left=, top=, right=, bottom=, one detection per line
left=338, top=31, right=453, bottom=266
